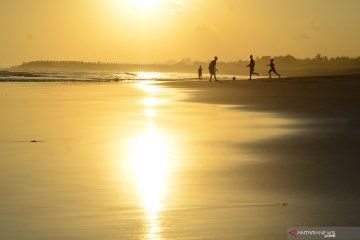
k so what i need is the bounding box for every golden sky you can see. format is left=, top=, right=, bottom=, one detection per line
left=0, top=0, right=359, bottom=67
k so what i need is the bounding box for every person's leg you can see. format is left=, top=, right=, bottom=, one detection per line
left=214, top=72, right=218, bottom=81
left=274, top=70, right=280, bottom=78
left=268, top=70, right=272, bottom=78
left=209, top=73, right=213, bottom=81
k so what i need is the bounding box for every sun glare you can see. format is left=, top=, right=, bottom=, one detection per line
left=129, top=0, right=164, bottom=10
left=126, top=123, right=171, bottom=240
left=135, top=82, right=162, bottom=94
left=121, top=82, right=177, bottom=239
left=129, top=124, right=169, bottom=212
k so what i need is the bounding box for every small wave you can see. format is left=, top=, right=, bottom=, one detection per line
left=0, top=70, right=46, bottom=78
left=0, top=70, right=248, bottom=83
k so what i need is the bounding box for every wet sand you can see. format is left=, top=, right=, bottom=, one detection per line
left=160, top=75, right=360, bottom=195
left=1, top=76, right=360, bottom=240
left=161, top=74, right=360, bottom=117
left=160, top=75, right=360, bottom=227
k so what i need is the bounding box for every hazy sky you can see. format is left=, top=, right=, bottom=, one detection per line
left=0, top=0, right=359, bottom=67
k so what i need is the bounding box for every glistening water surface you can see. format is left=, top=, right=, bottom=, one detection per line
left=0, top=82, right=342, bottom=240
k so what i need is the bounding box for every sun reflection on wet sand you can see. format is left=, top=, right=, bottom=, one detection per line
left=129, top=123, right=169, bottom=212
left=128, top=82, right=173, bottom=239
left=135, top=81, right=162, bottom=93
left=128, top=123, right=169, bottom=240
left=144, top=206, right=163, bottom=240
left=142, top=97, right=167, bottom=107
left=144, top=108, right=158, bottom=118
left=128, top=81, right=303, bottom=240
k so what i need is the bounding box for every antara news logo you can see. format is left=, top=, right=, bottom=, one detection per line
left=288, top=228, right=336, bottom=239
left=289, top=229, right=297, bottom=237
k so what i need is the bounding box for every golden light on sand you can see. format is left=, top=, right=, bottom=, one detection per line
left=129, top=123, right=169, bottom=212
left=128, top=123, right=171, bottom=240
left=135, top=82, right=162, bottom=94
left=128, top=82, right=174, bottom=239
left=137, top=83, right=167, bottom=108
left=142, top=97, right=166, bottom=107
left=144, top=108, right=158, bottom=118
left=144, top=211, right=162, bottom=240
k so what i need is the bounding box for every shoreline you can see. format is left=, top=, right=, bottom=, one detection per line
left=159, top=74, right=360, bottom=119
left=2, top=73, right=360, bottom=118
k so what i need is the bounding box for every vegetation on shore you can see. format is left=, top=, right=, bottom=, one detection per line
left=12, top=54, right=360, bottom=76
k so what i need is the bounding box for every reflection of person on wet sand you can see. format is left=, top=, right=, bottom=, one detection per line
left=267, top=59, right=281, bottom=78
left=209, top=56, right=218, bottom=82
left=198, top=65, right=203, bottom=80
left=247, top=55, right=259, bottom=80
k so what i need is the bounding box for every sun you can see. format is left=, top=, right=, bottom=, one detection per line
left=129, top=0, right=164, bottom=10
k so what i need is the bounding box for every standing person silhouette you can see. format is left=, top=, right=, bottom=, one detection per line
left=208, top=56, right=218, bottom=82
left=198, top=65, right=203, bottom=80
left=267, top=59, right=281, bottom=78
left=247, top=55, right=259, bottom=80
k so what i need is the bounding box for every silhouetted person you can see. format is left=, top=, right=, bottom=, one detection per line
left=267, top=59, right=281, bottom=78
left=198, top=65, right=203, bottom=79
left=247, top=55, right=259, bottom=80
left=209, top=56, right=218, bottom=82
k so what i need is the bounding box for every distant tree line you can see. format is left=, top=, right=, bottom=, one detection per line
left=217, top=54, right=360, bottom=76
left=12, top=55, right=360, bottom=76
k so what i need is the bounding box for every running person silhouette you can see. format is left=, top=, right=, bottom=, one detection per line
left=247, top=55, right=259, bottom=80
left=209, top=56, right=218, bottom=82
left=267, top=59, right=281, bottom=78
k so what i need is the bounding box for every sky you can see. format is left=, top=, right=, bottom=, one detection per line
left=0, top=0, right=360, bottom=67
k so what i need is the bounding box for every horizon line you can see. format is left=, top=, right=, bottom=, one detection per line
left=7, top=54, right=360, bottom=68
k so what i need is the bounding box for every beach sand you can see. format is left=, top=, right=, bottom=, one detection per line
left=161, top=74, right=360, bottom=197
left=1, top=75, right=360, bottom=239
left=161, top=75, right=360, bottom=234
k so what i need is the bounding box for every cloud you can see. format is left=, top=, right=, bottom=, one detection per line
left=160, top=0, right=199, bottom=15
left=160, top=0, right=185, bottom=14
